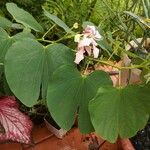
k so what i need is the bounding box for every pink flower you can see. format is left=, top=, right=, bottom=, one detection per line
left=74, top=25, right=102, bottom=64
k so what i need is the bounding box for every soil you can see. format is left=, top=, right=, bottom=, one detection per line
left=131, top=121, right=150, bottom=150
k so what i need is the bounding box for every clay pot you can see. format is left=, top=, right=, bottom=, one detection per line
left=0, top=124, right=135, bottom=150
left=119, top=139, right=135, bottom=150
left=82, top=133, right=135, bottom=150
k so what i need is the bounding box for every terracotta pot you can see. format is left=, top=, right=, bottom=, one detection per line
left=82, top=133, right=135, bottom=150
left=108, top=139, right=135, bottom=150
left=119, top=139, right=135, bottom=150
left=0, top=123, right=135, bottom=150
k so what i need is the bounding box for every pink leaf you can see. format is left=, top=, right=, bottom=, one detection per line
left=0, top=96, right=33, bottom=144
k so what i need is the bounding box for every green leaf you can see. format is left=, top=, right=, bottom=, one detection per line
left=42, top=44, right=75, bottom=99
left=0, top=28, right=13, bottom=63
left=0, top=16, right=12, bottom=29
left=97, top=39, right=112, bottom=56
left=142, top=0, right=149, bottom=18
left=47, top=65, right=112, bottom=133
left=98, top=39, right=112, bottom=51
left=12, top=31, right=35, bottom=41
left=82, top=21, right=95, bottom=28
left=144, top=73, right=150, bottom=84
left=5, top=39, right=74, bottom=106
left=89, top=85, right=150, bottom=143
left=0, top=27, right=35, bottom=63
left=44, top=9, right=71, bottom=32
left=6, top=3, right=43, bottom=32
left=5, top=39, right=44, bottom=106
left=124, top=11, right=150, bottom=28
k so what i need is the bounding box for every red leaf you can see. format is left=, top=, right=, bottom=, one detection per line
left=0, top=96, right=33, bottom=144
left=0, top=123, right=5, bottom=134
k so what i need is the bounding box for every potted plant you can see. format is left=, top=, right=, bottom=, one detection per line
left=0, top=1, right=149, bottom=150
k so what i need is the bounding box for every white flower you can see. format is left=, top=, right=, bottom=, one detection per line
left=74, top=48, right=85, bottom=64
left=74, top=25, right=102, bottom=64
left=74, top=34, right=82, bottom=42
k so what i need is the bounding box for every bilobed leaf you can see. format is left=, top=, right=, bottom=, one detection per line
left=89, top=85, right=150, bottom=143
left=47, top=65, right=112, bottom=133
left=5, top=39, right=44, bottom=106
left=0, top=28, right=35, bottom=86
left=0, top=27, right=34, bottom=64
left=0, top=28, right=13, bottom=63
left=0, top=96, right=33, bottom=144
left=6, top=3, right=43, bottom=32
left=13, top=31, right=35, bottom=41
left=0, top=16, right=12, bottom=29
left=44, top=9, right=71, bottom=32
left=42, top=44, right=75, bottom=99
left=5, top=39, right=74, bottom=106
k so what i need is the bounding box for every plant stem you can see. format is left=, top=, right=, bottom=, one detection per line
left=84, top=61, right=90, bottom=74
left=42, top=24, right=56, bottom=39
left=118, top=70, right=121, bottom=86
left=88, top=57, right=120, bottom=69
left=37, top=39, right=54, bottom=43
left=88, top=57, right=146, bottom=70
left=55, top=34, right=75, bottom=43
left=107, top=50, right=116, bottom=61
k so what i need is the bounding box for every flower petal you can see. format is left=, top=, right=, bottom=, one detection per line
left=86, top=25, right=96, bottom=34
left=91, top=39, right=97, bottom=46
left=78, top=37, right=92, bottom=47
left=85, top=46, right=92, bottom=56
left=93, top=45, right=99, bottom=58
left=95, top=30, right=102, bottom=40
left=74, top=48, right=85, bottom=64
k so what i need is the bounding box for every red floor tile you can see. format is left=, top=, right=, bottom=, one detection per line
left=0, top=142, right=22, bottom=150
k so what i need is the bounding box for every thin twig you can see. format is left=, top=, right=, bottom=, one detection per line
left=42, top=24, right=56, bottom=39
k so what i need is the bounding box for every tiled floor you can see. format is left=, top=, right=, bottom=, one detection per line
left=0, top=124, right=121, bottom=150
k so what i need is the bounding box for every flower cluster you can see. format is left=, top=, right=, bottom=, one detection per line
left=74, top=25, right=102, bottom=64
